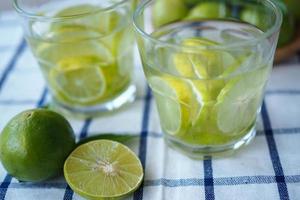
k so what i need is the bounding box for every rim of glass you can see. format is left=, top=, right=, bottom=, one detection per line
left=133, top=0, right=283, bottom=50
left=13, top=0, right=129, bottom=21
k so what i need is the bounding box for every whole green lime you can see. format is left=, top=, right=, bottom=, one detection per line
left=186, top=2, right=230, bottom=20
left=153, top=0, right=188, bottom=28
left=0, top=109, right=75, bottom=182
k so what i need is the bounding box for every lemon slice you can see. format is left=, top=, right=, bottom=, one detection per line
left=148, top=76, right=196, bottom=135
left=215, top=68, right=268, bottom=134
left=50, top=56, right=106, bottom=104
left=64, top=140, right=143, bottom=200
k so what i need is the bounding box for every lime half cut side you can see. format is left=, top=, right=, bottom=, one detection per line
left=50, top=56, right=106, bottom=105
left=148, top=76, right=195, bottom=136
left=64, top=140, right=143, bottom=200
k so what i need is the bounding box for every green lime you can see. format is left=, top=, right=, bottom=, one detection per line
left=153, top=0, right=188, bottom=28
left=214, top=69, right=268, bottom=134
left=64, top=140, right=143, bottom=200
left=0, top=109, right=75, bottom=182
left=285, top=0, right=300, bottom=20
left=148, top=76, right=196, bottom=135
left=50, top=56, right=107, bottom=105
left=240, top=6, right=268, bottom=30
left=186, top=2, right=229, bottom=20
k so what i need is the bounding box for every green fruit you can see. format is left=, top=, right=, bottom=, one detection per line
left=64, top=140, right=143, bottom=200
left=153, top=0, right=188, bottom=28
left=186, top=2, right=229, bottom=20
left=285, top=0, right=300, bottom=20
left=241, top=3, right=295, bottom=47
left=278, top=14, right=295, bottom=47
left=0, top=109, right=75, bottom=182
left=182, top=0, right=199, bottom=7
left=240, top=6, right=267, bottom=30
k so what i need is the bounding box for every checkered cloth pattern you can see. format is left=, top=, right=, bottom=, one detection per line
left=0, top=10, right=300, bottom=200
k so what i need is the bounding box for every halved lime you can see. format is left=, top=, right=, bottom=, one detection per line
left=214, top=68, right=268, bottom=134
left=64, top=140, right=143, bottom=200
left=148, top=76, right=196, bottom=135
left=50, top=56, right=106, bottom=104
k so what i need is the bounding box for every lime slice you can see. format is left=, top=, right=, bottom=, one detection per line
left=50, top=56, right=106, bottom=104
left=148, top=76, right=196, bottom=135
left=64, top=140, right=143, bottom=199
left=215, top=68, right=268, bottom=134
left=177, top=38, right=236, bottom=79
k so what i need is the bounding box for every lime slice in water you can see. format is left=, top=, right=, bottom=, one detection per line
left=64, top=140, right=143, bottom=200
left=148, top=76, right=196, bottom=135
left=214, top=69, right=267, bottom=134
left=50, top=56, right=106, bottom=104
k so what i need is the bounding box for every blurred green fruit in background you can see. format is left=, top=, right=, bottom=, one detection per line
left=186, top=2, right=229, bottom=20
left=285, top=0, right=300, bottom=20
left=278, top=13, right=295, bottom=47
left=240, top=6, right=269, bottom=30
left=153, top=0, right=188, bottom=27
left=183, top=0, right=199, bottom=7
left=241, top=2, right=295, bottom=48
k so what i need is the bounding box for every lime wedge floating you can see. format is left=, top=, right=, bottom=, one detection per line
left=64, top=140, right=143, bottom=200
left=172, top=37, right=234, bottom=129
left=148, top=76, right=196, bottom=135
left=50, top=56, right=106, bottom=104
left=178, top=37, right=236, bottom=79
left=214, top=68, right=268, bottom=134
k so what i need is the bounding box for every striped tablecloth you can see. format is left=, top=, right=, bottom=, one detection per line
left=0, top=11, right=300, bottom=200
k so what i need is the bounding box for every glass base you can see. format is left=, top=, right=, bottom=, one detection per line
left=50, top=85, right=136, bottom=119
left=165, top=127, right=256, bottom=159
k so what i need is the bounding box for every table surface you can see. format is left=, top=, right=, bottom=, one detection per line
left=0, top=11, right=300, bottom=200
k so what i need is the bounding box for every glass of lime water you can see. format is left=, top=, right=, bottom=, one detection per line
left=13, top=0, right=137, bottom=118
left=133, top=0, right=282, bottom=158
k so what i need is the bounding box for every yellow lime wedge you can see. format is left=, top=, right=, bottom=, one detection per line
left=148, top=76, right=197, bottom=135
left=64, top=140, right=143, bottom=200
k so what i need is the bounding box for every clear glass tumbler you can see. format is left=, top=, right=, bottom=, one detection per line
left=13, top=0, right=137, bottom=118
left=133, top=0, right=282, bottom=158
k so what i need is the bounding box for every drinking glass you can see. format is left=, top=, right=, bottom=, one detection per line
left=133, top=0, right=282, bottom=158
left=13, top=0, right=137, bottom=118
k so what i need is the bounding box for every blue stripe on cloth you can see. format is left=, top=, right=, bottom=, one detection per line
left=204, top=158, right=215, bottom=200
left=0, top=38, right=27, bottom=200
left=36, top=87, right=48, bottom=108
left=1, top=88, right=300, bottom=106
left=0, top=38, right=26, bottom=93
left=143, top=175, right=300, bottom=187
left=63, top=119, right=92, bottom=200
left=261, top=102, right=290, bottom=200
left=257, top=127, right=300, bottom=135
left=266, top=90, right=300, bottom=95
left=0, top=100, right=37, bottom=105
left=133, top=86, right=152, bottom=200
left=0, top=175, right=12, bottom=200
left=1, top=174, right=300, bottom=190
